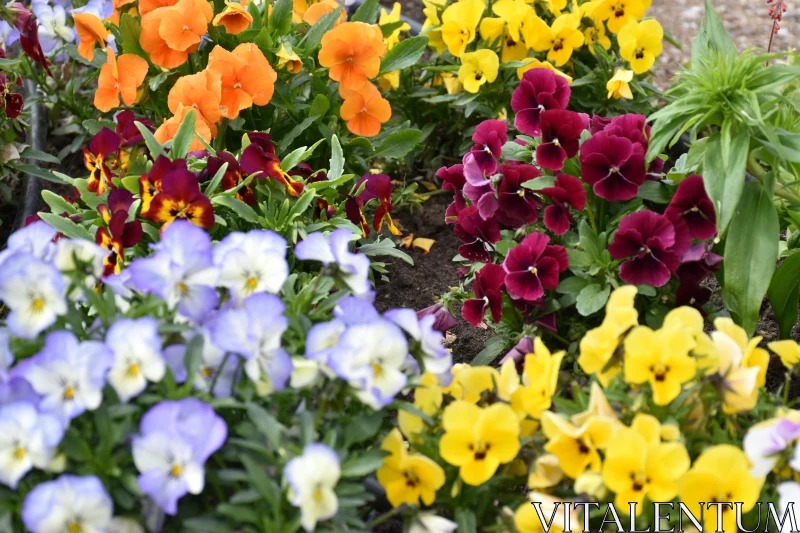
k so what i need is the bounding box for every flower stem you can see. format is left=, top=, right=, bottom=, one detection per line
left=367, top=506, right=401, bottom=529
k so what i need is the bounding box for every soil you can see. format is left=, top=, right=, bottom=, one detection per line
left=374, top=193, right=493, bottom=365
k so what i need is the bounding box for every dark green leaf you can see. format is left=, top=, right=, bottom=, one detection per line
left=329, top=134, right=344, bottom=180
left=340, top=448, right=387, bottom=477
left=521, top=176, right=556, bottom=191
left=636, top=180, right=672, bottom=204
left=38, top=212, right=94, bottom=240
left=576, top=283, right=611, bottom=316
left=246, top=403, right=282, bottom=449
left=768, top=251, right=800, bottom=339
left=703, top=130, right=750, bottom=234
left=471, top=336, right=507, bottom=365
left=372, top=129, right=422, bottom=159
left=120, top=14, right=147, bottom=58
left=300, top=7, right=343, bottom=49
left=183, top=334, right=204, bottom=388
left=213, top=196, right=259, bottom=223
left=170, top=109, right=197, bottom=160
left=268, top=0, right=293, bottom=36
left=378, top=36, right=428, bottom=75
left=351, top=0, right=379, bottom=22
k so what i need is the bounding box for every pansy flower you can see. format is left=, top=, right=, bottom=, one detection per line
left=207, top=44, right=277, bottom=119
left=492, top=162, right=543, bottom=228
left=116, top=110, right=154, bottom=147
left=83, top=127, right=121, bottom=195
left=158, top=0, right=213, bottom=53
left=72, top=11, right=108, bottom=62
left=453, top=206, right=501, bottom=263
left=146, top=168, right=215, bottom=229
left=339, top=82, right=392, bottom=138
left=154, top=104, right=214, bottom=152
left=206, top=151, right=255, bottom=204
left=94, top=47, right=148, bottom=113
left=0, top=402, right=64, bottom=489
left=377, top=429, right=445, bottom=507
left=240, top=132, right=304, bottom=196
left=96, top=188, right=143, bottom=276
left=437, top=164, right=466, bottom=222
left=664, top=174, right=717, bottom=240
left=540, top=173, right=587, bottom=235
left=139, top=155, right=188, bottom=217
left=440, top=0, right=483, bottom=57
left=457, top=49, right=500, bottom=94
left=532, top=14, right=584, bottom=66
left=213, top=230, right=289, bottom=303
left=462, top=263, right=505, bottom=327
left=0, top=253, right=67, bottom=339
left=503, top=232, right=568, bottom=302
left=285, top=443, right=342, bottom=532
left=535, top=109, right=586, bottom=171
left=511, top=67, right=571, bottom=137
left=358, top=174, right=401, bottom=235
left=676, top=244, right=722, bottom=286
left=318, top=21, right=386, bottom=91
left=167, top=70, right=222, bottom=136
left=212, top=1, right=252, bottom=34
left=295, top=229, right=372, bottom=298
left=579, top=130, right=646, bottom=201
left=608, top=210, right=691, bottom=287
left=469, top=119, right=506, bottom=174
left=22, top=475, right=113, bottom=533
left=618, top=19, right=663, bottom=74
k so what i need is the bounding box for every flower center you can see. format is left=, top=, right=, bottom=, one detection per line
left=201, top=366, right=213, bottom=378
left=313, top=488, right=324, bottom=501
left=403, top=469, right=419, bottom=487
left=553, top=38, right=563, bottom=51
left=12, top=446, right=25, bottom=460
left=474, top=68, right=483, bottom=81
left=537, top=104, right=545, bottom=112
left=67, top=522, right=83, bottom=533
left=610, top=166, right=619, bottom=174
left=552, top=138, right=560, bottom=147
left=372, top=363, right=384, bottom=377
left=577, top=439, right=590, bottom=454
left=126, top=363, right=140, bottom=378
left=30, top=296, right=45, bottom=314
left=63, top=385, right=76, bottom=400
left=182, top=24, right=189, bottom=31
left=245, top=276, right=259, bottom=291
left=650, top=364, right=670, bottom=381
left=177, top=281, right=190, bottom=295
left=468, top=442, right=491, bottom=460
left=635, top=47, right=645, bottom=59
left=517, top=189, right=525, bottom=197
left=170, top=464, right=183, bottom=478
left=690, top=206, right=699, bottom=212
left=528, top=266, right=538, bottom=275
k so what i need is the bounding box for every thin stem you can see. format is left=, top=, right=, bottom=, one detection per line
left=367, top=507, right=401, bottom=529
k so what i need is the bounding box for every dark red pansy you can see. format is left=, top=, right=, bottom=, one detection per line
left=579, top=130, right=646, bottom=201
left=470, top=119, right=507, bottom=168
left=5, top=92, right=23, bottom=119
left=608, top=210, right=691, bottom=287
left=454, top=206, right=501, bottom=262
left=511, top=68, right=571, bottom=137
left=676, top=243, right=722, bottom=286
left=146, top=169, right=215, bottom=229
left=345, top=195, right=370, bottom=237
left=664, top=174, right=717, bottom=240
left=540, top=173, right=587, bottom=235
left=240, top=133, right=303, bottom=196
left=605, top=114, right=651, bottom=152
left=417, top=303, right=458, bottom=333
left=503, top=232, right=568, bottom=302
left=489, top=162, right=543, bottom=228
left=676, top=283, right=712, bottom=314
left=207, top=151, right=256, bottom=205
left=96, top=188, right=143, bottom=276
left=437, top=164, right=467, bottom=223
left=358, top=173, right=400, bottom=235
left=535, top=109, right=587, bottom=171
left=462, top=263, right=505, bottom=327
left=83, top=128, right=121, bottom=195
left=11, top=2, right=50, bottom=75
left=115, top=110, right=154, bottom=147
left=590, top=115, right=612, bottom=134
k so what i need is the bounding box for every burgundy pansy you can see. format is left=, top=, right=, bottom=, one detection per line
left=417, top=303, right=458, bottom=333
left=511, top=68, right=571, bottom=137
left=676, top=283, right=712, bottom=313
left=478, top=162, right=542, bottom=228
left=240, top=132, right=303, bottom=196
left=590, top=115, right=612, bottom=134
left=604, top=114, right=650, bottom=151
left=502, top=232, right=568, bottom=302
left=4, top=91, right=23, bottom=119
left=437, top=164, right=466, bottom=223
left=115, top=110, right=154, bottom=147
left=139, top=156, right=188, bottom=217
left=462, top=263, right=505, bottom=327
left=358, top=174, right=401, bottom=235
left=11, top=2, right=50, bottom=75
left=96, top=189, right=144, bottom=276
left=608, top=210, right=691, bottom=287
left=345, top=195, right=370, bottom=237
left=469, top=120, right=507, bottom=173
left=454, top=206, right=501, bottom=262
left=207, top=151, right=256, bottom=205
left=83, top=128, right=121, bottom=195
left=664, top=174, right=717, bottom=240
left=540, top=173, right=587, bottom=235
left=535, top=109, right=587, bottom=171
left=676, top=243, right=722, bottom=286
left=579, top=130, right=646, bottom=201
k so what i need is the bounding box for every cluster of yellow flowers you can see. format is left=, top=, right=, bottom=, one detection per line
left=419, top=0, right=663, bottom=95
left=377, top=286, right=797, bottom=532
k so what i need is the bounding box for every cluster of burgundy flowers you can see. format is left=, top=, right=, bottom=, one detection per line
left=0, top=70, right=23, bottom=120
left=4, top=3, right=49, bottom=73
left=440, top=67, right=722, bottom=329
left=609, top=174, right=720, bottom=309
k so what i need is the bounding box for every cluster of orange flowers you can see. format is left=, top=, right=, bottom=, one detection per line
left=318, top=21, right=392, bottom=137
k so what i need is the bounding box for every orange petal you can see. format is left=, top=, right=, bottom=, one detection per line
left=117, top=54, right=149, bottom=105
left=412, top=237, right=436, bottom=253
left=401, top=234, right=414, bottom=248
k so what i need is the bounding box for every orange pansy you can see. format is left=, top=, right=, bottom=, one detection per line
left=340, top=82, right=392, bottom=137
left=167, top=69, right=223, bottom=135
left=212, top=1, right=253, bottom=34
left=139, top=0, right=179, bottom=16
left=303, top=0, right=344, bottom=25
left=94, top=47, right=149, bottom=112
left=158, top=0, right=212, bottom=52
left=106, top=0, right=137, bottom=24
left=154, top=103, right=213, bottom=152
left=318, top=21, right=386, bottom=91
left=140, top=7, right=196, bottom=68
left=207, top=45, right=277, bottom=119
left=73, top=12, right=109, bottom=61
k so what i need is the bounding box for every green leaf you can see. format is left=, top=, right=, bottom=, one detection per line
left=204, top=162, right=229, bottom=195
left=455, top=508, right=477, bottom=533
left=378, top=36, right=428, bottom=75
left=501, top=141, right=531, bottom=162
left=309, top=94, right=330, bottom=119
left=372, top=129, right=422, bottom=159
left=521, top=176, right=556, bottom=191
left=340, top=448, right=387, bottom=477
left=702, top=130, right=750, bottom=235
left=576, top=283, right=611, bottom=316
left=556, top=276, right=590, bottom=295
left=21, top=148, right=60, bottom=164
left=182, top=334, right=204, bottom=388
left=184, top=518, right=232, bottom=533
left=41, top=190, right=78, bottom=215
left=16, top=164, right=70, bottom=184
left=240, top=454, right=281, bottom=505
left=329, top=134, right=344, bottom=180
left=246, top=403, right=282, bottom=449
left=380, top=20, right=406, bottom=37
left=299, top=6, right=343, bottom=49
left=343, top=411, right=384, bottom=447
left=768, top=251, right=800, bottom=339
left=722, top=181, right=779, bottom=334
left=170, top=109, right=197, bottom=160
left=351, top=0, right=379, bottom=22
left=471, top=336, right=507, bottom=365
left=578, top=220, right=601, bottom=260
left=135, top=121, right=165, bottom=159
left=268, top=0, right=293, bottom=36
left=213, top=196, right=259, bottom=223
left=277, top=116, right=319, bottom=153
left=281, top=145, right=308, bottom=172
left=38, top=212, right=94, bottom=240
left=636, top=180, right=672, bottom=204
left=359, top=239, right=414, bottom=265
left=701, top=0, right=737, bottom=57
left=120, top=14, right=146, bottom=58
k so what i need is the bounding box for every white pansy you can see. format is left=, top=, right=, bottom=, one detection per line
left=106, top=318, right=165, bottom=402
left=284, top=443, right=341, bottom=532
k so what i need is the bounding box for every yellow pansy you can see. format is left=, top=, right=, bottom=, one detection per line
left=532, top=14, right=584, bottom=66
left=714, top=317, right=769, bottom=386
left=458, top=49, right=499, bottom=93
left=709, top=330, right=761, bottom=414
left=574, top=472, right=607, bottom=499
left=439, top=72, right=463, bottom=93
left=541, top=411, right=617, bottom=479
left=547, top=0, right=567, bottom=16
left=660, top=423, right=681, bottom=442
left=398, top=372, right=443, bottom=440
left=769, top=339, right=800, bottom=369
left=276, top=44, right=302, bottom=73
left=606, top=69, right=633, bottom=99
left=441, top=0, right=484, bottom=57
left=602, top=427, right=690, bottom=513
left=679, top=445, right=765, bottom=532
left=629, top=413, right=661, bottom=444
left=572, top=381, right=618, bottom=427
left=663, top=307, right=717, bottom=369
left=421, top=0, right=447, bottom=54
left=618, top=19, right=663, bottom=74
left=445, top=364, right=514, bottom=402
left=517, top=59, right=573, bottom=82
left=528, top=453, right=564, bottom=488
left=623, top=325, right=697, bottom=406
left=595, top=0, right=650, bottom=33
left=439, top=401, right=520, bottom=485
left=379, top=71, right=400, bottom=91
left=379, top=2, right=410, bottom=49
left=577, top=323, right=624, bottom=386
left=377, top=429, right=446, bottom=507
left=515, top=493, right=577, bottom=533
left=479, top=17, right=528, bottom=63
left=511, top=338, right=564, bottom=419
left=519, top=10, right=550, bottom=48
